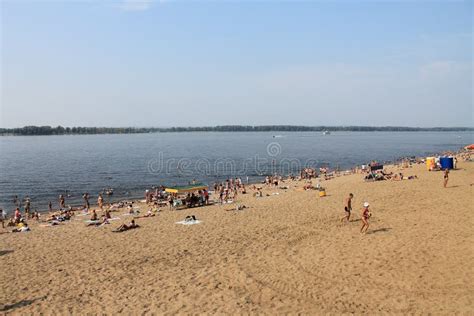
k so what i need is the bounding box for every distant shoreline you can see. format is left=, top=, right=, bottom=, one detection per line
left=1, top=125, right=473, bottom=136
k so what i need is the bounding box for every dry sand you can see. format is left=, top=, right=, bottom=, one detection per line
left=1, top=162, right=473, bottom=314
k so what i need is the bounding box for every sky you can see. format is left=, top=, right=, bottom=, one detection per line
left=0, top=0, right=472, bottom=128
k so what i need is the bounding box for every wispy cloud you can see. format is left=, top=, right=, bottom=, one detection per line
left=119, top=0, right=153, bottom=11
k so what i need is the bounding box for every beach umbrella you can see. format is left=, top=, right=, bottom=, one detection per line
left=464, top=144, right=474, bottom=150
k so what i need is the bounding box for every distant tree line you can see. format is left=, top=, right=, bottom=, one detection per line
left=0, top=125, right=472, bottom=136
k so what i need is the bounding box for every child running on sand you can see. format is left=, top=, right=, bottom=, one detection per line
left=360, top=202, right=371, bottom=234
left=340, top=193, right=353, bottom=222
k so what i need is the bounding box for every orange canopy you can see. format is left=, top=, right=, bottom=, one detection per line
left=465, top=144, right=474, bottom=150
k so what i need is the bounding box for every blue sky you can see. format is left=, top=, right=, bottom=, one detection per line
left=1, top=0, right=472, bottom=127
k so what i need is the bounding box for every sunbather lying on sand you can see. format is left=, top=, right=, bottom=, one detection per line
left=134, top=209, right=156, bottom=219
left=113, top=219, right=139, bottom=232
left=226, top=204, right=248, bottom=211
left=86, top=216, right=109, bottom=227
left=184, top=215, right=197, bottom=222
left=44, top=210, right=72, bottom=223
left=12, top=220, right=30, bottom=233
left=108, top=202, right=125, bottom=211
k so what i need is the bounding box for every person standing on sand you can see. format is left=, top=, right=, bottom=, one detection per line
left=98, top=193, right=104, bottom=210
left=203, top=189, right=209, bottom=205
left=59, top=194, right=65, bottom=209
left=14, top=207, right=22, bottom=223
left=83, top=193, right=90, bottom=209
left=24, top=197, right=31, bottom=219
left=340, top=193, right=354, bottom=222
left=443, top=169, right=449, bottom=188
left=0, top=208, right=6, bottom=228
left=48, top=201, right=53, bottom=212
left=360, top=202, right=371, bottom=234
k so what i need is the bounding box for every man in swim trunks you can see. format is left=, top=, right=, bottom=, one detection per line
left=340, top=193, right=353, bottom=222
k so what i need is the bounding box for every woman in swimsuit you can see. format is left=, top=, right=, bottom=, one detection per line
left=443, top=169, right=449, bottom=188
left=360, top=202, right=371, bottom=234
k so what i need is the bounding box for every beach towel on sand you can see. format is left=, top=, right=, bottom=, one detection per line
left=175, top=220, right=202, bottom=225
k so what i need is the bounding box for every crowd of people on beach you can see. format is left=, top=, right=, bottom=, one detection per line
left=1, top=149, right=471, bottom=234
left=212, top=178, right=247, bottom=203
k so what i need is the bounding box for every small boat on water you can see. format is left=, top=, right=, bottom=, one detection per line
left=322, top=130, right=331, bottom=135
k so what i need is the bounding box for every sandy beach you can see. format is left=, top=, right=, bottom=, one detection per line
left=1, top=161, right=473, bottom=314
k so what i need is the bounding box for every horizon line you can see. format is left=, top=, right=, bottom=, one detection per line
left=1, top=124, right=473, bottom=129
left=1, top=125, right=473, bottom=132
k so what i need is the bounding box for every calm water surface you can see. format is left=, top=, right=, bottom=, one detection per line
left=0, top=131, right=471, bottom=210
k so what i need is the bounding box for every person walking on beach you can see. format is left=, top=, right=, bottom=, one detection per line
left=340, top=193, right=353, bottom=222
left=443, top=169, right=449, bottom=188
left=48, top=201, right=53, bottom=212
left=360, top=202, right=371, bottom=234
